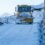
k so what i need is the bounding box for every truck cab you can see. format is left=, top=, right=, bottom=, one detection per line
left=15, top=5, right=33, bottom=24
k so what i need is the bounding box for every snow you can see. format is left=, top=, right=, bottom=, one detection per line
left=33, top=11, right=43, bottom=23
left=0, top=23, right=39, bottom=45
left=32, top=3, right=44, bottom=9
left=0, top=4, right=44, bottom=45
left=0, top=11, right=43, bottom=45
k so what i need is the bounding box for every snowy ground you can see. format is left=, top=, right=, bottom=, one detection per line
left=0, top=23, right=40, bottom=45
left=0, top=11, right=43, bottom=45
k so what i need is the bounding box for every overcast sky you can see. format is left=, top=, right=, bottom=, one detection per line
left=0, top=0, right=44, bottom=15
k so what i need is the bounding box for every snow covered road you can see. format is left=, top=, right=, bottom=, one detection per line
left=0, top=23, right=40, bottom=45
